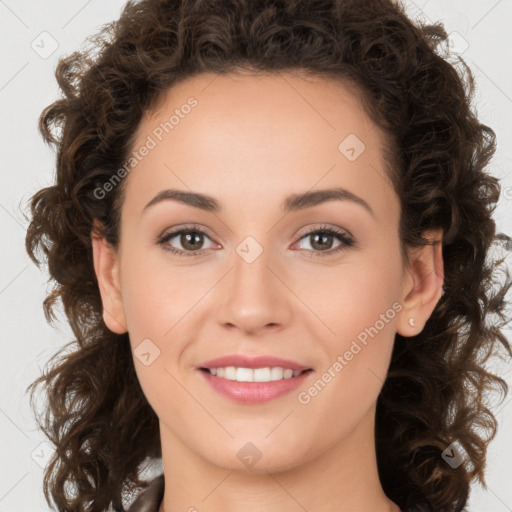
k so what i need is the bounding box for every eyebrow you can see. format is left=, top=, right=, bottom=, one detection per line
left=143, top=187, right=375, bottom=218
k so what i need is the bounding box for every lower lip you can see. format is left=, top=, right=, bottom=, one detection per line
left=198, top=369, right=313, bottom=404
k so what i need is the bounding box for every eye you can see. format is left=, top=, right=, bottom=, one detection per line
left=157, top=225, right=217, bottom=257
left=293, top=225, right=355, bottom=257
left=156, top=224, right=355, bottom=258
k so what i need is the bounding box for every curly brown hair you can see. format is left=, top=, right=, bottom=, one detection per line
left=25, top=0, right=512, bottom=511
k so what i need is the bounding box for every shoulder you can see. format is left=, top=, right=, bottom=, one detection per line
left=126, top=474, right=165, bottom=512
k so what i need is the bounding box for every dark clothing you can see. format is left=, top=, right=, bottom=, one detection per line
left=126, top=474, right=164, bottom=512
left=125, top=473, right=454, bottom=512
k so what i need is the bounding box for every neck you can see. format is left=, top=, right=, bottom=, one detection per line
left=157, top=403, right=400, bottom=512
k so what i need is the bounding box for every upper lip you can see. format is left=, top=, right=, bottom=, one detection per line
left=197, top=355, right=312, bottom=371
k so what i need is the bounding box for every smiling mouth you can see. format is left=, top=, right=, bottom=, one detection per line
left=199, top=367, right=313, bottom=383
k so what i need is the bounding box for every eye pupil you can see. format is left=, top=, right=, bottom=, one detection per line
left=311, top=233, right=333, bottom=251
left=182, top=232, right=203, bottom=250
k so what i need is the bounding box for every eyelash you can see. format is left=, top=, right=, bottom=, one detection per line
left=156, top=224, right=355, bottom=258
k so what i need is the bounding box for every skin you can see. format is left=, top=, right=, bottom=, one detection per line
left=92, top=70, right=444, bottom=512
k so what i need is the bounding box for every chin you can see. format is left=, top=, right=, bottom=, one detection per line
left=201, top=437, right=311, bottom=475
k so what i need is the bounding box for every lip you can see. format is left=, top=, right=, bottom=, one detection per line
left=198, top=367, right=313, bottom=404
left=197, top=354, right=312, bottom=371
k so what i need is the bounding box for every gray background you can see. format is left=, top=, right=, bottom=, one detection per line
left=1, top=1, right=511, bottom=511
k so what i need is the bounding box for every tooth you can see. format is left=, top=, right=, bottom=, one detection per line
left=207, top=366, right=306, bottom=382
left=270, top=367, right=285, bottom=381
left=253, top=367, right=271, bottom=382
left=224, top=366, right=236, bottom=380
left=236, top=367, right=254, bottom=382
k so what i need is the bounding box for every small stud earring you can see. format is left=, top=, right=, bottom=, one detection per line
left=408, top=317, right=415, bottom=327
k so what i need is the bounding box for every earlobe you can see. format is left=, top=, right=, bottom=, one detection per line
left=396, top=228, right=444, bottom=337
left=91, top=222, right=128, bottom=334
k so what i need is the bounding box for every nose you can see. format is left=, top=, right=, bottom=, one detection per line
left=216, top=243, right=293, bottom=335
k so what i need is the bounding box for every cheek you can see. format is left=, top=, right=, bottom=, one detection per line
left=298, top=243, right=403, bottom=344
left=117, top=244, right=216, bottom=400
left=118, top=243, right=201, bottom=341
left=298, top=241, right=403, bottom=406
left=118, top=252, right=197, bottom=412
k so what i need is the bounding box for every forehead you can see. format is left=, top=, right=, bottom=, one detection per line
left=146, top=70, right=374, bottom=144
left=122, top=71, right=397, bottom=223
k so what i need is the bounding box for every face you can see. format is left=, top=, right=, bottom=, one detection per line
left=92, top=70, right=443, bottom=474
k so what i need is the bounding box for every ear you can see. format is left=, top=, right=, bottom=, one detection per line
left=91, top=220, right=127, bottom=334
left=396, top=228, right=444, bottom=336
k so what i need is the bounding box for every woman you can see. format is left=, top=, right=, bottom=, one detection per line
left=25, top=0, right=511, bottom=511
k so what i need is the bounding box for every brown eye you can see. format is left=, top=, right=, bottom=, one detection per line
left=294, top=226, right=355, bottom=257
left=157, top=227, right=216, bottom=256
left=179, top=231, right=205, bottom=251
left=308, top=232, right=336, bottom=251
